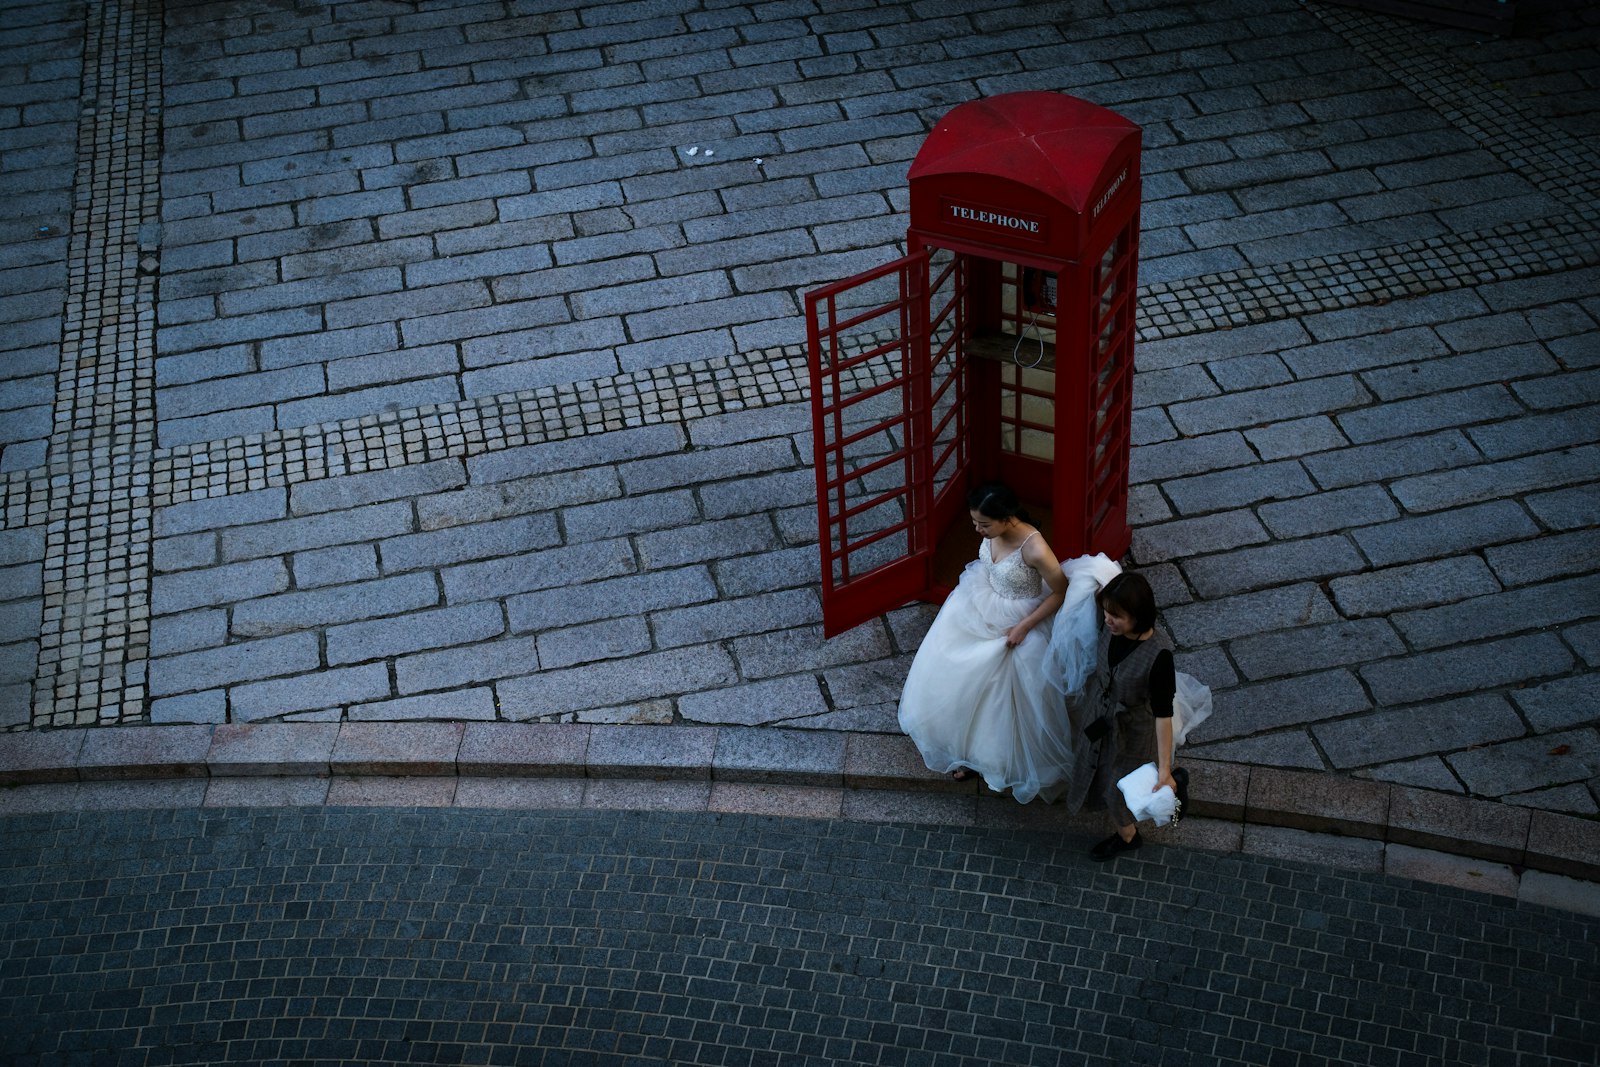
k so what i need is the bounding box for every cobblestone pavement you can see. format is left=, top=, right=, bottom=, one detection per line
left=2, top=805, right=1597, bottom=1066
left=0, top=0, right=1598, bottom=836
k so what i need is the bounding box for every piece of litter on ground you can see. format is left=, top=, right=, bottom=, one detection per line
left=754, top=158, right=763, bottom=165
left=686, top=146, right=698, bottom=156
left=704, top=149, right=714, bottom=156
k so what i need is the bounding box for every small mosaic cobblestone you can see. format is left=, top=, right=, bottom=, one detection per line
left=1, top=807, right=1595, bottom=1066
left=30, top=0, right=161, bottom=727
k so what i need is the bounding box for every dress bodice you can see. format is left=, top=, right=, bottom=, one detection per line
left=980, top=534, right=1044, bottom=600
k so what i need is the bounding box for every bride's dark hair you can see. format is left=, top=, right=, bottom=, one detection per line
left=967, top=481, right=1031, bottom=524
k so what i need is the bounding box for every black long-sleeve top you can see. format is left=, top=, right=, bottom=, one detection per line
left=1107, top=635, right=1176, bottom=718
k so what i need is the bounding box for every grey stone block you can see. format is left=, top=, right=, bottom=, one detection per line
left=1183, top=535, right=1366, bottom=599
left=0, top=730, right=84, bottom=784
left=379, top=513, right=561, bottom=573
left=0, top=529, right=44, bottom=567
left=203, top=776, right=332, bottom=807
left=618, top=439, right=796, bottom=495
left=1468, top=405, right=1600, bottom=461
left=1182, top=729, right=1326, bottom=771
left=651, top=588, right=820, bottom=649
left=221, top=501, right=414, bottom=561
left=460, top=320, right=624, bottom=370
left=1329, top=556, right=1501, bottom=618
left=0, top=599, right=41, bottom=645
left=327, top=601, right=506, bottom=666
left=1132, top=367, right=1216, bottom=409
left=152, top=531, right=218, bottom=573
left=328, top=346, right=462, bottom=392
left=0, top=561, right=41, bottom=602
left=330, top=721, right=466, bottom=776
left=78, top=725, right=215, bottom=780
left=1391, top=446, right=1600, bottom=515
left=292, top=544, right=379, bottom=588
left=1514, top=367, right=1600, bottom=411
left=159, top=407, right=278, bottom=450
left=1564, top=619, right=1600, bottom=668
left=156, top=487, right=287, bottom=537
left=498, top=646, right=738, bottom=718
left=1447, top=728, right=1600, bottom=798
left=1527, top=484, right=1600, bottom=532
left=148, top=609, right=229, bottom=657
left=1132, top=509, right=1270, bottom=564
left=441, top=538, right=637, bottom=604
left=711, top=726, right=844, bottom=784
left=536, top=617, right=652, bottom=670
left=290, top=460, right=467, bottom=515
left=1162, top=459, right=1315, bottom=516
left=1258, top=485, right=1397, bottom=539
left=1315, top=694, right=1527, bottom=770
left=730, top=621, right=892, bottom=681
left=679, top=675, right=829, bottom=727
left=157, top=306, right=323, bottom=356
left=1337, top=385, right=1523, bottom=446
left=457, top=722, right=589, bottom=776
left=232, top=573, right=440, bottom=638
left=818, top=655, right=914, bottom=713
left=1362, top=633, right=1574, bottom=706
left=637, top=515, right=777, bottom=570
left=1167, top=376, right=1370, bottom=436
left=206, top=721, right=340, bottom=775
left=1230, top=618, right=1405, bottom=682
left=0, top=639, right=38, bottom=685
left=1279, top=326, right=1447, bottom=379
left=1512, top=675, right=1600, bottom=733
left=230, top=663, right=391, bottom=722
left=1189, top=670, right=1369, bottom=744
left=1299, top=428, right=1472, bottom=492
left=1299, top=288, right=1490, bottom=344
left=560, top=490, right=700, bottom=542
left=1129, top=432, right=1256, bottom=483
left=585, top=724, right=717, bottom=780
left=1393, top=574, right=1600, bottom=651
left=350, top=688, right=500, bottom=722
left=714, top=544, right=822, bottom=597
left=507, top=567, right=718, bottom=633
left=466, top=424, right=685, bottom=484
left=152, top=558, right=290, bottom=616
left=277, top=377, right=462, bottom=430
left=394, top=636, right=541, bottom=694
left=1362, top=344, right=1557, bottom=403
left=1136, top=319, right=1309, bottom=373
left=1351, top=500, right=1540, bottom=568
left=1163, top=583, right=1338, bottom=646
left=1484, top=529, right=1600, bottom=587
left=416, top=466, right=619, bottom=531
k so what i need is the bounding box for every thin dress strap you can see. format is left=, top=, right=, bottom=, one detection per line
left=996, top=531, right=1037, bottom=565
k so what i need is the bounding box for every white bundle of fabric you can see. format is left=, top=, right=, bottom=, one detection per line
left=1116, top=763, right=1178, bottom=825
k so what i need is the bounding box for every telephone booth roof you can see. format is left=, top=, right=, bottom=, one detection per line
left=907, top=92, right=1140, bottom=261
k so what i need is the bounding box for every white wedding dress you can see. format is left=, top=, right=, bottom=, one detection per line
left=897, top=534, right=1077, bottom=803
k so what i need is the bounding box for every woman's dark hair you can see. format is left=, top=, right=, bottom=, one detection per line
left=967, top=481, right=1031, bottom=524
left=1096, top=572, right=1157, bottom=634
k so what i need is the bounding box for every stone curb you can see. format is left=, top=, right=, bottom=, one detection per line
left=1, top=724, right=1596, bottom=883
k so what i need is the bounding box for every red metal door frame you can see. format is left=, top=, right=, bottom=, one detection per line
left=807, top=250, right=970, bottom=636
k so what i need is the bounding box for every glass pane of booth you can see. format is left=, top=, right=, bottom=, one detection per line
left=997, top=261, right=1058, bottom=349
left=998, top=362, right=1055, bottom=459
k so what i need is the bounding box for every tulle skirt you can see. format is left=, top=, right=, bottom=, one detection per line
left=897, top=561, right=1077, bottom=804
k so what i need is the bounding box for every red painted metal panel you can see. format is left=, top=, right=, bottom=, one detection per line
left=808, top=250, right=934, bottom=637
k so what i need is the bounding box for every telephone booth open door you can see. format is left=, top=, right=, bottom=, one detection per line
left=808, top=91, right=1141, bottom=637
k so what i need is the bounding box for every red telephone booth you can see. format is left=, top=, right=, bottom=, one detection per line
left=807, top=92, right=1141, bottom=636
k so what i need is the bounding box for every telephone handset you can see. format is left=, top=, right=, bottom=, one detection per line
left=1013, top=266, right=1056, bottom=370
left=1022, top=267, right=1057, bottom=314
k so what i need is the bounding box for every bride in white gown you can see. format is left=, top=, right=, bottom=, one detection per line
left=897, top=483, right=1074, bottom=803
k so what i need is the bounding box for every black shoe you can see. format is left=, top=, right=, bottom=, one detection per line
left=1090, top=832, right=1142, bottom=862
left=1172, top=767, right=1190, bottom=826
